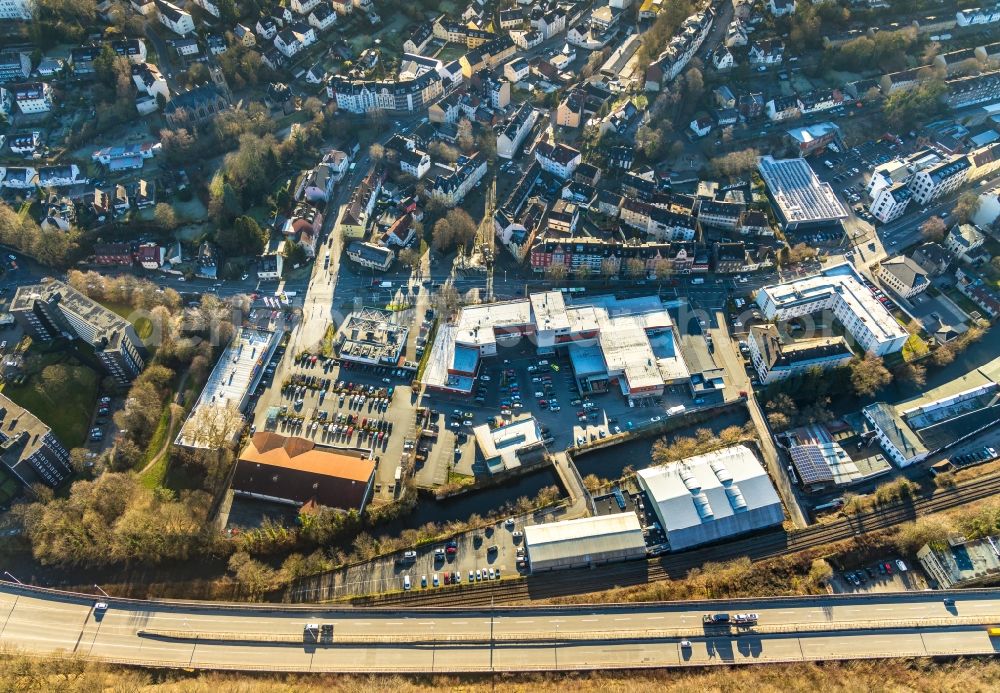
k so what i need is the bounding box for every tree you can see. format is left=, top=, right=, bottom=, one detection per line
left=807, top=558, right=834, bottom=587
left=600, top=258, right=618, bottom=279
left=153, top=202, right=178, bottom=231
left=707, top=148, right=760, bottom=178
left=883, top=79, right=947, bottom=130
left=625, top=258, right=646, bottom=278
left=228, top=550, right=276, bottom=600
left=545, top=263, right=567, bottom=281
left=850, top=352, right=893, bottom=397
left=369, top=142, right=385, bottom=162
left=216, top=215, right=266, bottom=256
left=919, top=215, right=947, bottom=242
left=895, top=362, right=926, bottom=387
left=765, top=393, right=798, bottom=430
left=456, top=118, right=474, bottom=153
left=954, top=191, right=981, bottom=224
left=398, top=247, right=422, bottom=273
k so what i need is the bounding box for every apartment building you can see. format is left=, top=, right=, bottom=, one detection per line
left=496, top=102, right=538, bottom=159
left=10, top=279, right=146, bottom=382
left=748, top=324, right=852, bottom=385
left=907, top=156, right=970, bottom=205
left=429, top=152, right=487, bottom=206
left=155, top=0, right=195, bottom=35
left=534, top=141, right=582, bottom=180
left=877, top=256, right=929, bottom=298
left=0, top=393, right=72, bottom=493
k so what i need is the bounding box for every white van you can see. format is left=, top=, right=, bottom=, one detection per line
left=403, top=575, right=411, bottom=590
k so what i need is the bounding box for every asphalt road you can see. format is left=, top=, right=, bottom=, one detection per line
left=2, top=583, right=998, bottom=672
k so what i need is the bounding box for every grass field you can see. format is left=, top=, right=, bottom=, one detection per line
left=101, top=301, right=155, bottom=342
left=3, top=351, right=99, bottom=448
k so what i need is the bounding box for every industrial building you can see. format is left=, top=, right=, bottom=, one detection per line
left=863, top=361, right=1000, bottom=467
left=523, top=513, right=647, bottom=573
left=636, top=445, right=784, bottom=551
left=782, top=424, right=891, bottom=492
left=176, top=327, right=280, bottom=447
left=234, top=432, right=376, bottom=511
left=424, top=291, right=689, bottom=402
left=917, top=535, right=1000, bottom=589
left=755, top=263, right=908, bottom=356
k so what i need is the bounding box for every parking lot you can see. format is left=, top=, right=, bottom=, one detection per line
left=292, top=515, right=531, bottom=600
left=254, top=353, right=419, bottom=502
left=419, top=342, right=695, bottom=484
left=831, top=557, right=927, bottom=594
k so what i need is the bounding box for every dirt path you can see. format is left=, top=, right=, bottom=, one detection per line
left=138, top=370, right=190, bottom=476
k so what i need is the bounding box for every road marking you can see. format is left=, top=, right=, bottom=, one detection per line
left=581, top=618, right=598, bottom=622
left=614, top=617, right=631, bottom=622
left=647, top=616, right=664, bottom=620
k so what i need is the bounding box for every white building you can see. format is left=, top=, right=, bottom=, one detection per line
left=862, top=402, right=928, bottom=467
left=945, top=223, right=985, bottom=259
left=193, top=0, right=219, bottom=17
left=877, top=256, right=930, bottom=299
left=503, top=57, right=530, bottom=83
left=429, top=152, right=487, bottom=206
left=869, top=182, right=912, bottom=223
left=907, top=156, right=970, bottom=205
left=0, top=0, right=31, bottom=20
left=956, top=5, right=1000, bottom=26
left=636, top=446, right=785, bottom=551
left=767, top=0, right=796, bottom=16
left=155, top=0, right=195, bottom=36
left=755, top=265, right=908, bottom=356
left=496, top=102, right=537, bottom=159
left=13, top=82, right=53, bottom=114
left=534, top=141, right=581, bottom=180
left=523, top=514, right=646, bottom=573
left=131, top=63, right=170, bottom=101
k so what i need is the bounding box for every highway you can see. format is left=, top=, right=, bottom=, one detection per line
left=1, top=583, right=998, bottom=672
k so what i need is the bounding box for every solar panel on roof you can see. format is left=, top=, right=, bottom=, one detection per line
left=791, top=445, right=835, bottom=485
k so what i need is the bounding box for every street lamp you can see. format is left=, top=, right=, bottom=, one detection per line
left=3, top=571, right=22, bottom=584
left=94, top=584, right=110, bottom=598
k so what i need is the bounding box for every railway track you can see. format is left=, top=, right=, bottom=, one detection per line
left=345, top=473, right=1000, bottom=608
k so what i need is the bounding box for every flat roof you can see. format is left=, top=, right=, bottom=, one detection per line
left=336, top=308, right=409, bottom=364
left=473, top=416, right=541, bottom=472
left=177, top=327, right=277, bottom=447
left=636, top=445, right=782, bottom=534
left=758, top=269, right=906, bottom=343
left=757, top=155, right=848, bottom=225
left=523, top=513, right=645, bottom=565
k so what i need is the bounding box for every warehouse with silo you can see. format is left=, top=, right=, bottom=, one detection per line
left=636, top=445, right=784, bottom=551
left=523, top=514, right=647, bottom=573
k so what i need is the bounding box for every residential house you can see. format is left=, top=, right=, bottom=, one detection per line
left=206, top=34, right=227, bottom=56
left=338, top=166, right=384, bottom=238
left=767, top=0, right=795, bottom=16
left=956, top=267, right=1000, bottom=317
left=8, top=131, right=38, bottom=155
left=380, top=213, right=416, bottom=248
left=689, top=116, right=713, bottom=138
left=234, top=24, right=256, bottom=47
left=92, top=188, right=111, bottom=221
left=112, top=184, right=130, bottom=213
left=131, top=62, right=169, bottom=101
left=256, top=17, right=278, bottom=40
left=111, top=38, right=148, bottom=64
left=599, top=100, right=641, bottom=137
left=608, top=145, right=634, bottom=170
left=909, top=242, right=950, bottom=276
left=698, top=200, right=745, bottom=230
left=957, top=5, right=1000, bottom=26
left=869, top=182, right=913, bottom=224
left=309, top=2, right=337, bottom=31
left=504, top=57, right=530, bottom=83
left=748, top=324, right=853, bottom=386
left=155, top=0, right=195, bottom=35
left=37, top=165, right=84, bottom=187
left=945, top=70, right=1000, bottom=110
left=749, top=39, right=784, bottom=65
left=738, top=210, right=773, bottom=236
left=556, top=89, right=585, bottom=128
left=94, top=242, right=132, bottom=265
left=134, top=179, right=155, bottom=208
left=946, top=223, right=985, bottom=260
left=712, top=45, right=735, bottom=70
left=12, top=82, right=53, bottom=113
left=0, top=51, right=30, bottom=82
left=766, top=95, right=800, bottom=122
left=534, top=141, right=581, bottom=180
left=172, top=37, right=200, bottom=58
left=347, top=241, right=393, bottom=271
left=137, top=243, right=166, bottom=270
left=0, top=393, right=72, bottom=494
left=877, top=256, right=929, bottom=298
left=907, top=156, right=970, bottom=205
left=496, top=102, right=538, bottom=159
left=429, top=152, right=487, bottom=206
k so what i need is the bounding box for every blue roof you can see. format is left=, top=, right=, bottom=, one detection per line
left=452, top=346, right=480, bottom=374
left=568, top=343, right=606, bottom=377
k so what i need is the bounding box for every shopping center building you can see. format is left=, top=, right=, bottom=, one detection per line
left=423, top=291, right=690, bottom=401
